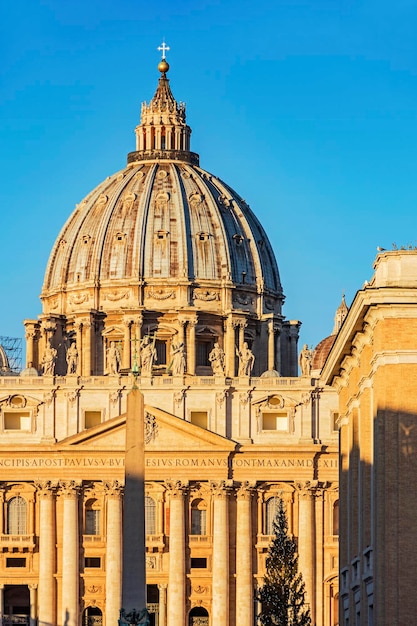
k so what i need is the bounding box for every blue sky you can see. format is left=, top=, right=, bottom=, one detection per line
left=2, top=0, right=417, bottom=353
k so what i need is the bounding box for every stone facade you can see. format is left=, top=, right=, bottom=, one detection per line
left=323, top=250, right=417, bottom=626
left=0, top=58, right=339, bottom=626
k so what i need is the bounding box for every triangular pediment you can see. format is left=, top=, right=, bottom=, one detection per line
left=59, top=405, right=237, bottom=453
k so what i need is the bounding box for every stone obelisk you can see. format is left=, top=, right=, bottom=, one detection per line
left=121, top=386, right=147, bottom=620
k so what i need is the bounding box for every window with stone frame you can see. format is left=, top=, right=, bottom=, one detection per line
left=85, top=499, right=101, bottom=535
left=190, top=498, right=207, bottom=535
left=145, top=496, right=156, bottom=535
left=265, top=496, right=281, bottom=535
left=7, top=496, right=27, bottom=535
left=333, top=500, right=339, bottom=536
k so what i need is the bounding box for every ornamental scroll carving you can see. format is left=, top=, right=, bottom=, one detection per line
left=147, top=288, right=175, bottom=300
left=69, top=292, right=89, bottom=305
left=193, top=289, right=219, bottom=302
left=104, top=290, right=130, bottom=301
left=145, top=412, right=158, bottom=444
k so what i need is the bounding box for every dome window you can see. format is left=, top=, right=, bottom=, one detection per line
left=155, top=230, right=169, bottom=242
left=115, top=232, right=126, bottom=243
left=196, top=232, right=210, bottom=242
left=233, top=234, right=244, bottom=245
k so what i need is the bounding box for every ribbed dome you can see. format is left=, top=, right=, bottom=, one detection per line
left=41, top=64, right=283, bottom=320
left=42, top=161, right=282, bottom=316
left=27, top=59, right=297, bottom=379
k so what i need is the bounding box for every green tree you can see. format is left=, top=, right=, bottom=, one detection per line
left=257, top=498, right=312, bottom=626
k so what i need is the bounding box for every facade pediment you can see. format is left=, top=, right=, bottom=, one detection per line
left=60, top=404, right=237, bottom=453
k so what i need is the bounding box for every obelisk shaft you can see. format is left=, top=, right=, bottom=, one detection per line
left=122, top=387, right=147, bottom=612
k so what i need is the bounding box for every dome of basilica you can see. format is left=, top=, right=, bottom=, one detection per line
left=25, top=60, right=299, bottom=378
left=42, top=64, right=282, bottom=318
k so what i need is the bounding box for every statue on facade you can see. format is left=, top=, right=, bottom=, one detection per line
left=66, top=341, right=78, bottom=375
left=237, top=342, right=255, bottom=376
left=41, top=341, right=57, bottom=376
left=108, top=341, right=122, bottom=375
left=140, top=335, right=157, bottom=376
left=299, top=344, right=312, bottom=376
left=119, top=608, right=150, bottom=626
left=209, top=342, right=225, bottom=375
left=170, top=341, right=186, bottom=376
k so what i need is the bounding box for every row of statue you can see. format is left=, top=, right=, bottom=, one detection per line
left=40, top=337, right=256, bottom=377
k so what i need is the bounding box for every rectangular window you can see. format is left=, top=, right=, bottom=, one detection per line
left=4, top=412, right=31, bottom=431
left=190, top=411, right=208, bottom=429
left=332, top=412, right=340, bottom=431
left=262, top=412, right=288, bottom=431
left=85, top=510, right=100, bottom=535
left=84, top=557, right=101, bottom=568
left=190, top=558, right=207, bottom=569
left=6, top=558, right=26, bottom=568
left=84, top=411, right=102, bottom=429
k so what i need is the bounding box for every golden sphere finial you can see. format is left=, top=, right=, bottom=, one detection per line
left=158, top=59, right=170, bottom=74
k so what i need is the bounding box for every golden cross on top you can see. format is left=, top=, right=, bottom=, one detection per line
left=157, top=40, right=170, bottom=60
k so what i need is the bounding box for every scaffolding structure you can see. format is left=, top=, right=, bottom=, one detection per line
left=0, top=336, right=23, bottom=374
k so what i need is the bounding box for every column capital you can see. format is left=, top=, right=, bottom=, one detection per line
left=210, top=479, right=233, bottom=498
left=58, top=480, right=81, bottom=498
left=28, top=583, right=38, bottom=591
left=103, top=479, right=124, bottom=498
left=295, top=480, right=327, bottom=498
left=236, top=481, right=256, bottom=500
left=158, top=583, right=168, bottom=591
left=35, top=480, right=57, bottom=498
left=164, top=479, right=189, bottom=498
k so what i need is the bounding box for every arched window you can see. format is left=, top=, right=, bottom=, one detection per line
left=189, top=606, right=209, bottom=626
left=333, top=500, right=339, bottom=536
left=85, top=499, right=100, bottom=535
left=145, top=496, right=156, bottom=535
left=7, top=496, right=27, bottom=535
left=190, top=499, right=207, bottom=535
left=265, top=496, right=281, bottom=535
left=82, top=606, right=102, bottom=626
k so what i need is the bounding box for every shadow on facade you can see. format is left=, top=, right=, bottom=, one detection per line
left=339, top=407, right=417, bottom=625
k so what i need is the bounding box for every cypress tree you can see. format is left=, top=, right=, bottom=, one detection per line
left=258, top=498, right=312, bottom=626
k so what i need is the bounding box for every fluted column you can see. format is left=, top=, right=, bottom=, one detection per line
left=29, top=584, right=37, bottom=626
left=166, top=481, right=188, bottom=626
left=123, top=318, right=133, bottom=370
left=236, top=482, right=254, bottom=626
left=188, top=320, right=197, bottom=375
left=60, top=481, right=80, bottom=626
left=75, top=321, right=83, bottom=376
left=296, top=483, right=315, bottom=620
left=238, top=321, right=246, bottom=350
left=158, top=583, right=167, bottom=626
left=105, top=480, right=123, bottom=626
left=83, top=319, right=92, bottom=376
left=268, top=321, right=275, bottom=371
left=25, top=328, right=35, bottom=368
left=225, top=317, right=237, bottom=377
left=36, top=482, right=56, bottom=626
left=211, top=481, right=230, bottom=624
